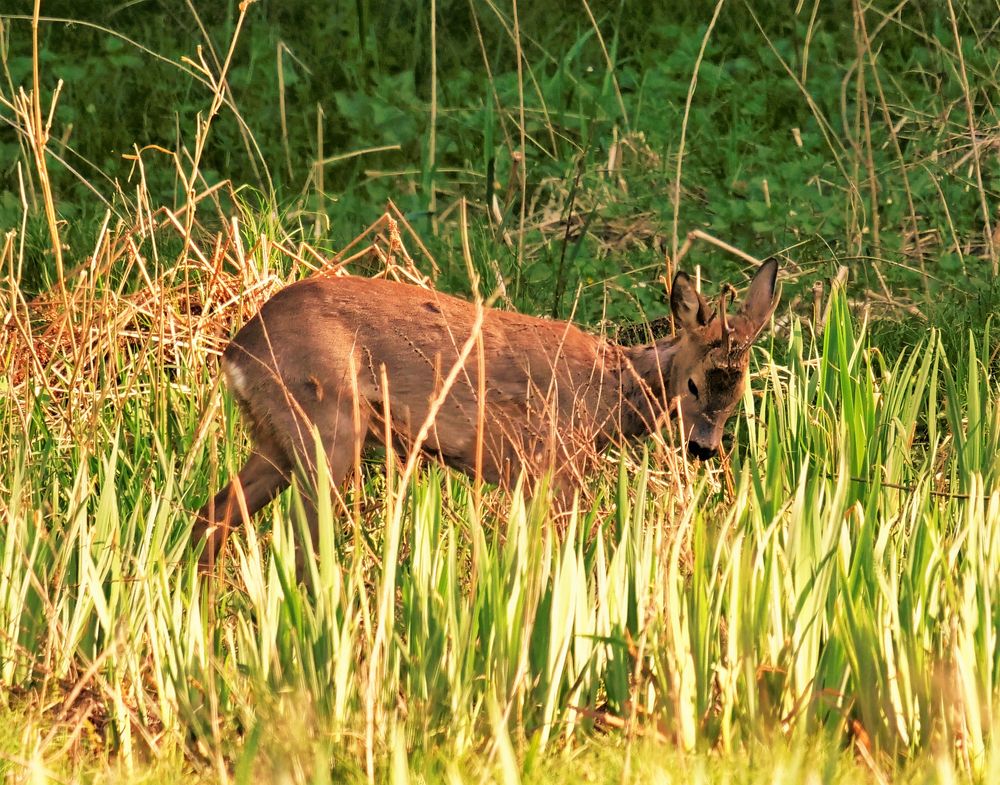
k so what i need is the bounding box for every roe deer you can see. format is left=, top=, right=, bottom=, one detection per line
left=193, top=259, right=779, bottom=568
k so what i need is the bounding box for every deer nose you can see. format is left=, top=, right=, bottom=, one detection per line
left=687, top=441, right=718, bottom=461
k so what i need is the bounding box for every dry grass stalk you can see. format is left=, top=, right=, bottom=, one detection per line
left=1, top=202, right=440, bottom=451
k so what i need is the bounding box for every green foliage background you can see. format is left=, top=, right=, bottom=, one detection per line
left=4, top=1, right=998, bottom=322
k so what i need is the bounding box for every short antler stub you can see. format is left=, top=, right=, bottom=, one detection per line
left=718, top=283, right=737, bottom=356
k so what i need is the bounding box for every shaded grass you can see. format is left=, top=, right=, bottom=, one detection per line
left=4, top=1, right=1000, bottom=320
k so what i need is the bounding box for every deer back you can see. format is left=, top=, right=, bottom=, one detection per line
left=222, top=275, right=631, bottom=485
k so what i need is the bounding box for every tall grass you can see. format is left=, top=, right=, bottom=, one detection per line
left=2, top=272, right=999, bottom=781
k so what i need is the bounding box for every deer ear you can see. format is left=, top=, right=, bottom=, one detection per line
left=740, top=258, right=779, bottom=330
left=670, top=271, right=712, bottom=330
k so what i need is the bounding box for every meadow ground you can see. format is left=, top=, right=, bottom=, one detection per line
left=2, top=1, right=1000, bottom=782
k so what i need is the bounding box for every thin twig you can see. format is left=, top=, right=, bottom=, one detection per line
left=671, top=0, right=725, bottom=264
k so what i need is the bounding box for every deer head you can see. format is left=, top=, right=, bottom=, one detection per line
left=666, top=259, right=779, bottom=459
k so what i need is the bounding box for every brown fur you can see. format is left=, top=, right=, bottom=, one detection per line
left=193, top=261, right=779, bottom=569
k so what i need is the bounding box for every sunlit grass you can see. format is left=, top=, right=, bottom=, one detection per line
left=2, top=280, right=1000, bottom=783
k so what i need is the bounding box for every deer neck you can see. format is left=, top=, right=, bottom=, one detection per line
left=618, top=336, right=682, bottom=439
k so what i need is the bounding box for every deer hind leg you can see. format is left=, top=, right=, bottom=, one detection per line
left=268, top=390, right=371, bottom=571
left=194, top=432, right=292, bottom=572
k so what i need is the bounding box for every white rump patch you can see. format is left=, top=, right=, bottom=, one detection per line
left=224, top=359, right=249, bottom=399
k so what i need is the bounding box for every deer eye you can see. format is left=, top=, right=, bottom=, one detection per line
left=687, top=378, right=699, bottom=399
